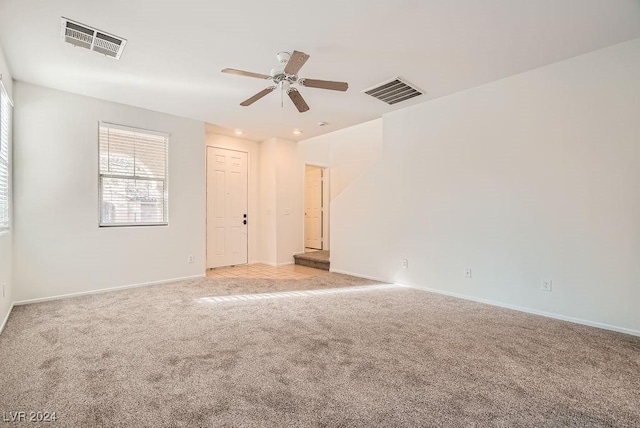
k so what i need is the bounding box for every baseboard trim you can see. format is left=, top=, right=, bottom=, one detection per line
left=0, top=303, right=14, bottom=336
left=13, top=274, right=205, bottom=306
left=250, top=261, right=295, bottom=267
left=330, top=268, right=389, bottom=283
left=398, top=283, right=640, bottom=338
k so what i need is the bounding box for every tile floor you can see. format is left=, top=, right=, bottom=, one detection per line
left=206, top=263, right=326, bottom=280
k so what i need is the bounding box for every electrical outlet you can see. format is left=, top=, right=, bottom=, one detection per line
left=541, top=279, right=552, bottom=292
left=402, top=259, right=408, bottom=269
left=464, top=267, right=472, bottom=278
left=188, top=255, right=195, bottom=264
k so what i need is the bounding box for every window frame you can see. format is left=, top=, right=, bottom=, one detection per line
left=98, top=122, right=169, bottom=228
left=0, top=79, right=12, bottom=234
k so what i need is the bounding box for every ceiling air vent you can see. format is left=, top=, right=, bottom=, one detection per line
left=363, top=77, right=423, bottom=105
left=61, top=17, right=127, bottom=59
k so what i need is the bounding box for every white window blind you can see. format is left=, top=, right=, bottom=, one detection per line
left=0, top=82, right=11, bottom=232
left=99, top=123, right=168, bottom=226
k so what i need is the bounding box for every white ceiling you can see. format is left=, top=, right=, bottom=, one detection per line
left=1, top=0, right=639, bottom=141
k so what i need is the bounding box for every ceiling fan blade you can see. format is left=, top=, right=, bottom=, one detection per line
left=240, top=86, right=276, bottom=106
left=222, top=68, right=271, bottom=80
left=299, top=78, right=348, bottom=92
left=283, top=50, right=310, bottom=75
left=288, top=88, right=310, bottom=113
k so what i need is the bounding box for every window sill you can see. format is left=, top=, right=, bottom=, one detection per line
left=99, top=223, right=169, bottom=228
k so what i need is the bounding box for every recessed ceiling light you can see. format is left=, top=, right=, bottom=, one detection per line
left=292, top=129, right=303, bottom=135
left=233, top=129, right=243, bottom=135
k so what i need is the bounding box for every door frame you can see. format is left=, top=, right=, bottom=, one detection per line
left=206, top=146, right=249, bottom=269
left=303, top=163, right=329, bottom=251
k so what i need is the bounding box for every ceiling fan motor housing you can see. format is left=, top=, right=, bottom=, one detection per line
left=271, top=69, right=297, bottom=85
left=271, top=51, right=298, bottom=84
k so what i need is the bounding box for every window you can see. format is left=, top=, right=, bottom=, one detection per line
left=99, top=123, right=168, bottom=226
left=0, top=81, right=11, bottom=232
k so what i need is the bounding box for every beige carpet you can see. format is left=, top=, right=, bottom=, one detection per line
left=299, top=251, right=330, bottom=263
left=0, top=273, right=639, bottom=427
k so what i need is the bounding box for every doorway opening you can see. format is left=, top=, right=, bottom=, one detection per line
left=304, top=164, right=328, bottom=252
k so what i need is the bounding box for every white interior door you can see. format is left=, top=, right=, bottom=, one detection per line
left=207, top=147, right=248, bottom=268
left=305, top=166, right=323, bottom=250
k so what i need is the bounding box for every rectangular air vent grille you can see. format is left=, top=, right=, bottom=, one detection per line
left=363, top=77, right=423, bottom=105
left=61, top=18, right=127, bottom=59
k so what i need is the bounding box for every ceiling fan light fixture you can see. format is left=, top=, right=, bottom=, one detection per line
left=270, top=66, right=285, bottom=77
left=276, top=51, right=291, bottom=64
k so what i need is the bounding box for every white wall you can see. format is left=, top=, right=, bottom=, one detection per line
left=298, top=119, right=384, bottom=252
left=331, top=38, right=640, bottom=333
left=205, top=133, right=260, bottom=264
left=258, top=137, right=302, bottom=265
left=275, top=138, right=303, bottom=264
left=258, top=138, right=277, bottom=264
left=13, top=83, right=206, bottom=302
left=0, top=45, right=13, bottom=330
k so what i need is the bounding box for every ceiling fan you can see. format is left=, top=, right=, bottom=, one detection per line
left=222, top=50, right=349, bottom=112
